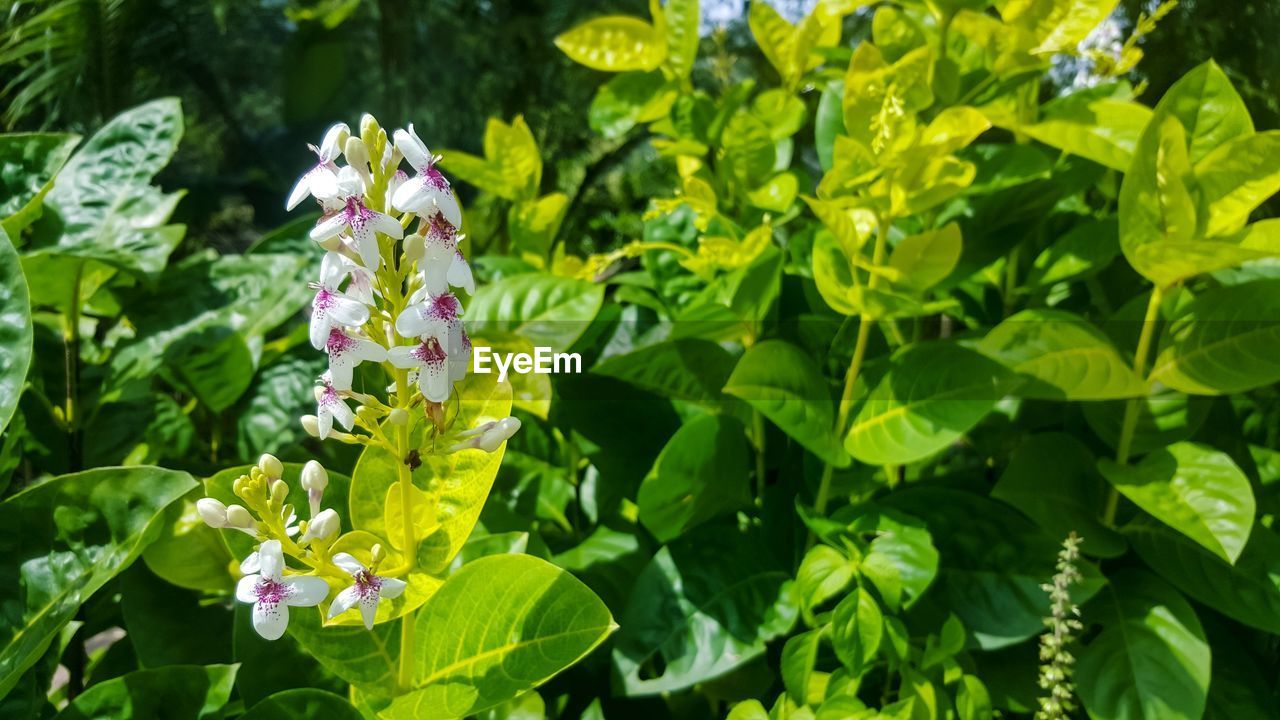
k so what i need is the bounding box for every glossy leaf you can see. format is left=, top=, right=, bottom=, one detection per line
left=141, top=490, right=235, bottom=591
left=613, top=522, right=795, bottom=695
left=1127, top=518, right=1280, bottom=634
left=239, top=689, right=366, bottom=720
left=1149, top=280, right=1280, bottom=395
left=594, top=338, right=738, bottom=409
left=887, top=223, right=962, bottom=291
left=1018, top=98, right=1150, bottom=172
left=881, top=488, right=1104, bottom=650
left=980, top=309, right=1145, bottom=400
left=724, top=339, right=849, bottom=467
left=382, top=554, right=614, bottom=719
left=845, top=342, right=1019, bottom=465
left=53, top=664, right=236, bottom=720
left=831, top=586, right=882, bottom=678
left=0, top=133, right=79, bottom=236
left=468, top=272, right=605, bottom=352
left=993, top=433, right=1126, bottom=557
left=1194, top=131, right=1280, bottom=236
left=637, top=413, right=750, bottom=542
left=0, top=467, right=195, bottom=697
left=0, top=228, right=32, bottom=435
left=554, top=16, right=666, bottom=72
left=1099, top=442, right=1255, bottom=564
left=1077, top=571, right=1210, bottom=720
left=663, top=0, right=700, bottom=77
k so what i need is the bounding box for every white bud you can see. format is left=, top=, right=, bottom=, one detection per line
left=389, top=408, right=409, bottom=426
left=258, top=453, right=284, bottom=479
left=403, top=233, right=425, bottom=262
left=300, top=508, right=340, bottom=543
left=479, top=417, right=522, bottom=452
left=301, top=415, right=321, bottom=438
left=196, top=498, right=228, bottom=528
left=301, top=460, right=328, bottom=492
left=226, top=504, right=255, bottom=529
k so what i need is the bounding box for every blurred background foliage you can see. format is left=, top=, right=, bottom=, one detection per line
left=3, top=0, right=1275, bottom=261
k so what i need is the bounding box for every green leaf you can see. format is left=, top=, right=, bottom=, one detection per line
left=234, top=602, right=344, bottom=707
left=796, top=545, right=856, bottom=615
left=286, top=610, right=400, bottom=698
left=980, top=309, right=1146, bottom=400
left=815, top=80, right=845, bottom=171
left=1099, top=442, right=1255, bottom=564
left=1194, top=131, right=1280, bottom=237
left=638, top=413, right=750, bottom=542
left=781, top=629, right=822, bottom=705
left=1026, top=218, right=1121, bottom=288
left=833, top=504, right=939, bottom=611
left=1077, top=571, right=1210, bottom=720
left=119, top=565, right=231, bottom=668
left=1018, top=98, right=1152, bottom=172
left=1083, top=388, right=1211, bottom=456
left=0, top=228, right=32, bottom=435
left=381, top=554, right=613, bottom=719
left=748, top=1, right=796, bottom=82
left=1151, top=60, right=1254, bottom=164
left=483, top=116, right=542, bottom=201
left=141, top=490, right=235, bottom=592
left=1126, top=518, right=1280, bottom=635
left=0, top=466, right=195, bottom=697
left=1149, top=280, right=1280, bottom=395
left=53, top=664, right=236, bottom=720
left=993, top=433, right=1126, bottom=558
left=40, top=98, right=185, bottom=279
left=554, top=15, right=666, bottom=72
left=508, top=193, right=569, bottom=258
left=887, top=223, right=962, bottom=291
left=845, top=342, right=1018, bottom=465
left=348, top=371, right=512, bottom=574
left=0, top=133, right=79, bottom=237
left=468, top=272, right=604, bottom=352
left=588, top=71, right=675, bottom=139
left=239, top=689, right=364, bottom=720
left=880, top=488, right=1104, bottom=649
left=831, top=586, right=883, bottom=678
left=613, top=522, right=795, bottom=695
left=1003, top=0, right=1119, bottom=54
left=663, top=0, right=700, bottom=77
left=724, top=339, right=849, bottom=467
left=594, top=338, right=738, bottom=410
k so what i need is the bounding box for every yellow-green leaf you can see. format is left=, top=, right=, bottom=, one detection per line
left=554, top=16, right=667, bottom=72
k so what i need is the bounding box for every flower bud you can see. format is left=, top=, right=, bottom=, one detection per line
left=480, top=417, right=522, bottom=452
left=301, top=460, right=328, bottom=493
left=196, top=498, right=228, bottom=528
left=403, top=233, right=425, bottom=262
left=226, top=504, right=255, bottom=529
left=389, top=408, right=409, bottom=426
left=300, top=508, right=340, bottom=543
left=317, top=234, right=344, bottom=252
left=360, top=113, right=380, bottom=145
left=301, top=414, right=321, bottom=437
left=270, top=479, right=289, bottom=507
left=258, top=453, right=284, bottom=479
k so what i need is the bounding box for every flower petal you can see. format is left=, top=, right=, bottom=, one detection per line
left=330, top=396, right=355, bottom=431
left=369, top=211, right=404, bottom=240
left=286, top=172, right=314, bottom=211
left=309, top=167, right=340, bottom=200
left=310, top=306, right=331, bottom=351
left=391, top=177, right=434, bottom=214
left=395, top=124, right=432, bottom=171
left=350, top=222, right=381, bottom=269
left=386, top=344, right=420, bottom=369
left=327, top=361, right=354, bottom=391
left=420, top=361, right=452, bottom=403
left=394, top=305, right=431, bottom=338
left=236, top=574, right=261, bottom=604
left=431, top=190, right=463, bottom=229
left=310, top=212, right=347, bottom=243
left=284, top=575, right=330, bottom=607
left=327, top=295, right=370, bottom=327
left=352, top=338, right=388, bottom=363
left=317, top=404, right=334, bottom=440
left=252, top=600, right=290, bottom=641
left=319, top=123, right=350, bottom=162
left=240, top=552, right=261, bottom=576
left=359, top=593, right=379, bottom=629
left=327, top=585, right=360, bottom=619
left=258, top=539, right=285, bottom=580
left=379, top=577, right=407, bottom=600
left=332, top=552, right=366, bottom=576
left=448, top=253, right=475, bottom=295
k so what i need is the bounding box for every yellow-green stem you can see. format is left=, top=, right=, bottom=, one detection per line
left=812, top=216, right=891, bottom=522
left=1103, top=285, right=1165, bottom=526
left=753, top=409, right=767, bottom=507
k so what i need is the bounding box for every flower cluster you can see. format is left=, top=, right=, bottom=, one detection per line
left=195, top=115, right=520, bottom=641
left=1035, top=532, right=1085, bottom=720
left=197, top=456, right=405, bottom=639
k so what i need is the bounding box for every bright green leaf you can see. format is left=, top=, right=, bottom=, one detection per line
left=638, top=413, right=750, bottom=542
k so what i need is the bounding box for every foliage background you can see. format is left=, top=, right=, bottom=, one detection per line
left=3, top=0, right=1280, bottom=718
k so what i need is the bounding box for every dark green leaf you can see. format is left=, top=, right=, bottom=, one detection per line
left=0, top=133, right=79, bottom=237
left=53, top=664, right=236, bottom=720
left=240, top=689, right=363, bottom=720
left=0, top=228, right=32, bottom=434
left=638, top=413, right=750, bottom=542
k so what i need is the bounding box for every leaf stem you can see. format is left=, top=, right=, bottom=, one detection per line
left=1103, top=285, right=1164, bottom=525
left=813, top=215, right=891, bottom=523
left=753, top=409, right=767, bottom=506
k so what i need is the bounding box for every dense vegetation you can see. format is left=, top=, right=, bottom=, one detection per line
left=1, top=0, right=1279, bottom=718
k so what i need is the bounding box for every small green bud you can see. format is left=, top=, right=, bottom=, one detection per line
left=258, top=453, right=284, bottom=479
left=226, top=504, right=255, bottom=529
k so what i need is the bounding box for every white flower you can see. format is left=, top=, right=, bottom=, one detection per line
left=302, top=460, right=328, bottom=517
left=235, top=540, right=329, bottom=641
left=327, top=553, right=407, bottom=629
left=389, top=292, right=470, bottom=401
left=310, top=252, right=372, bottom=351
left=323, top=328, right=387, bottom=391
left=391, top=124, right=462, bottom=227
left=313, top=372, right=354, bottom=440
left=387, top=336, right=451, bottom=402
left=286, top=123, right=348, bottom=210
left=419, top=214, right=474, bottom=296
left=448, top=416, right=522, bottom=453
left=310, top=167, right=404, bottom=269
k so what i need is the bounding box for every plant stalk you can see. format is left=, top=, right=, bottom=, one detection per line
left=1103, top=285, right=1164, bottom=526
left=395, top=369, right=417, bottom=691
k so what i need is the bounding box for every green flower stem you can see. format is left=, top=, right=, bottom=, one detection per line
left=813, top=215, right=891, bottom=523
left=1103, top=285, right=1165, bottom=526
left=753, top=409, right=767, bottom=507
